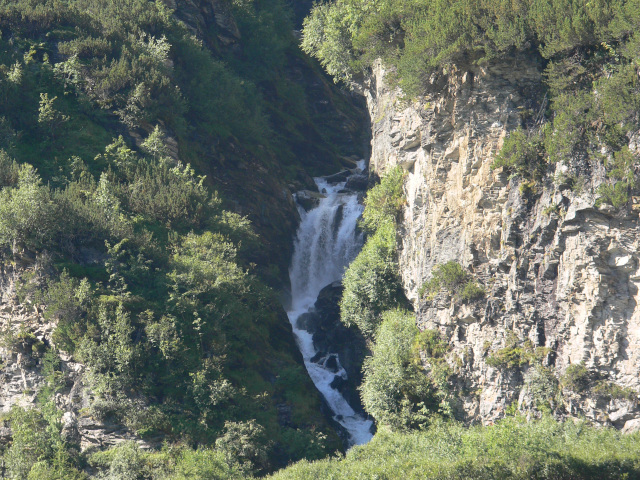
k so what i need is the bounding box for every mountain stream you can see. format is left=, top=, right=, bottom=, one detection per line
left=286, top=162, right=374, bottom=446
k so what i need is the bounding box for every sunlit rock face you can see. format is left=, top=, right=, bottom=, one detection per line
left=363, top=55, right=640, bottom=430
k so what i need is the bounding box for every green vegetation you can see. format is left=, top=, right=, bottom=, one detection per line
left=341, top=167, right=407, bottom=339
left=303, top=0, right=640, bottom=206
left=596, top=147, right=637, bottom=208
left=486, top=333, right=550, bottom=369
left=561, top=363, right=590, bottom=393
left=0, top=0, right=356, bottom=476
left=341, top=168, right=452, bottom=430
left=593, top=380, right=638, bottom=402
left=523, top=364, right=559, bottom=412
left=491, top=128, right=545, bottom=179
left=270, top=416, right=640, bottom=479
left=360, top=166, right=405, bottom=233
left=1, top=0, right=639, bottom=477
left=0, top=134, right=337, bottom=476
left=559, top=364, right=637, bottom=401
left=340, top=220, right=403, bottom=339
left=419, top=261, right=485, bottom=303
left=360, top=310, right=443, bottom=431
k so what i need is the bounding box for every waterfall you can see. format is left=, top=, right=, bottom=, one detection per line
left=287, top=161, right=374, bottom=446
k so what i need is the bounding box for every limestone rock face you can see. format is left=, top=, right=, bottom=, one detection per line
left=363, top=56, right=640, bottom=427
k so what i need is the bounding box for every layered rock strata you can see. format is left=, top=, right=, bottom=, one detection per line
left=363, top=57, right=640, bottom=429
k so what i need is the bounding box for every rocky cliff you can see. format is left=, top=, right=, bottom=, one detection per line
left=363, top=57, right=640, bottom=430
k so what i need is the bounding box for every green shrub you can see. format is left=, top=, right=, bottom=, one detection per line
left=420, top=261, right=467, bottom=298
left=340, top=219, right=404, bottom=339
left=360, top=309, right=439, bottom=430
left=419, top=261, right=485, bottom=303
left=0, top=164, right=60, bottom=250
left=341, top=167, right=408, bottom=339
left=596, top=147, right=638, bottom=209
left=361, top=166, right=406, bottom=233
left=269, top=415, right=640, bottom=480
left=301, top=1, right=359, bottom=84
left=460, top=280, right=486, bottom=302
left=561, top=363, right=589, bottom=393
left=492, top=128, right=544, bottom=178
left=592, top=380, right=638, bottom=402
left=159, top=447, right=244, bottom=480
left=486, top=334, right=549, bottom=369
left=40, top=271, right=92, bottom=353
left=542, top=204, right=560, bottom=216
left=413, top=329, right=450, bottom=360
left=0, top=149, right=20, bottom=188
left=524, top=364, right=559, bottom=411
left=215, top=420, right=270, bottom=474
left=5, top=406, right=84, bottom=480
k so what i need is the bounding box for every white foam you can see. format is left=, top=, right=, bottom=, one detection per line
left=287, top=171, right=373, bottom=446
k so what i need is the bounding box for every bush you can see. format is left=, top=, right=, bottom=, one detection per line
left=419, top=261, right=485, bottom=303
left=5, top=406, right=84, bottom=480
left=0, top=164, right=60, bottom=251
left=269, top=415, right=640, bottom=480
left=0, top=149, right=20, bottom=188
left=40, top=271, right=92, bottom=353
left=561, top=363, right=589, bottom=393
left=486, top=334, right=549, bottom=369
left=596, top=147, right=638, bottom=209
left=341, top=167, right=408, bottom=339
left=340, top=219, right=404, bottom=339
left=592, top=380, right=638, bottom=402
left=361, top=166, right=406, bottom=233
left=360, top=309, right=439, bottom=430
left=413, top=329, right=449, bottom=360
left=460, top=280, right=485, bottom=302
left=523, top=364, right=559, bottom=411
left=215, top=420, right=270, bottom=474
left=492, top=128, right=544, bottom=178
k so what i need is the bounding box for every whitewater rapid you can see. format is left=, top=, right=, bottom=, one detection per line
left=287, top=161, right=374, bottom=446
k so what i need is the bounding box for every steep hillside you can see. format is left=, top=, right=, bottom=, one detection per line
left=0, top=0, right=369, bottom=477
left=365, top=55, right=640, bottom=428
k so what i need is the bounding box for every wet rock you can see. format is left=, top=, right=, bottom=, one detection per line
left=344, top=173, right=369, bottom=191
left=323, top=170, right=350, bottom=185
left=311, top=282, right=369, bottom=415
left=296, top=190, right=326, bottom=212
left=296, top=311, right=320, bottom=332
left=310, top=351, right=324, bottom=364
left=324, top=354, right=340, bottom=373
left=330, top=375, right=347, bottom=391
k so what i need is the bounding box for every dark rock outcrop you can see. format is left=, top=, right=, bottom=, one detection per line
left=303, top=282, right=369, bottom=414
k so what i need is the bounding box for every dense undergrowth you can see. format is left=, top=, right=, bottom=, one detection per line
left=0, top=0, right=357, bottom=477
left=271, top=416, right=640, bottom=480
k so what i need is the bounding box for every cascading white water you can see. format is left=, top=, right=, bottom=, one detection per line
left=287, top=162, right=374, bottom=446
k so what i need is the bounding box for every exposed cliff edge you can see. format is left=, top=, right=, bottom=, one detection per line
left=363, top=56, right=640, bottom=430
